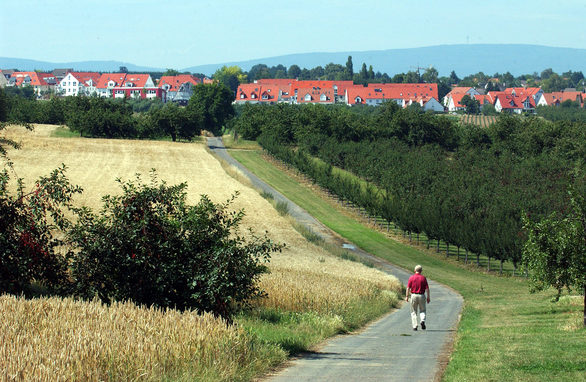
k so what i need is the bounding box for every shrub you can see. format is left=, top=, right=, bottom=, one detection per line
left=0, top=165, right=82, bottom=295
left=68, top=171, right=283, bottom=319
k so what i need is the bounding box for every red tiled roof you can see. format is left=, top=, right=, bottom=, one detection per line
left=256, top=78, right=294, bottom=86
left=97, top=73, right=127, bottom=88
left=505, top=87, right=541, bottom=97
left=297, top=86, right=335, bottom=103
left=158, top=74, right=201, bottom=91
left=235, top=83, right=281, bottom=102
left=10, top=72, right=53, bottom=86
left=366, top=83, right=439, bottom=101
left=541, top=91, right=583, bottom=106
left=495, top=93, right=536, bottom=110
left=447, top=86, right=473, bottom=95
left=123, top=74, right=151, bottom=88
left=65, top=72, right=101, bottom=86
left=291, top=80, right=354, bottom=96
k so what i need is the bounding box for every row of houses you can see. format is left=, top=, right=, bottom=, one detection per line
left=444, top=86, right=586, bottom=114
left=3, top=68, right=584, bottom=113
left=234, top=79, right=445, bottom=111
left=0, top=69, right=210, bottom=104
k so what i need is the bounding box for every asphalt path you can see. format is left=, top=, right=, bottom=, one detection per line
left=207, top=137, right=463, bottom=382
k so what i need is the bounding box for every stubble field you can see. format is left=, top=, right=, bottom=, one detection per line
left=1, top=125, right=400, bottom=381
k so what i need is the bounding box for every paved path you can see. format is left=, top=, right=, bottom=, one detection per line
left=208, top=138, right=463, bottom=382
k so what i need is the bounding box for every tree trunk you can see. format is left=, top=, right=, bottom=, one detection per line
left=476, top=254, right=480, bottom=266
left=437, top=240, right=440, bottom=253
left=457, top=246, right=460, bottom=261
left=500, top=259, right=503, bottom=275
left=427, top=238, right=430, bottom=250
left=488, top=257, right=491, bottom=272
left=465, top=249, right=469, bottom=264
left=583, top=285, right=585, bottom=327
left=416, top=232, right=419, bottom=244
left=446, top=243, right=450, bottom=258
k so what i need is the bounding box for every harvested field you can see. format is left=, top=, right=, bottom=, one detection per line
left=2, top=124, right=400, bottom=380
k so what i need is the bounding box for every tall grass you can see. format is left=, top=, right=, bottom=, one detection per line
left=0, top=295, right=285, bottom=382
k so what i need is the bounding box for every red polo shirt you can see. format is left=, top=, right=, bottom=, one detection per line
left=407, top=273, right=428, bottom=294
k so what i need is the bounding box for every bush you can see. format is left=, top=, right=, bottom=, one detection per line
left=0, top=165, right=82, bottom=295
left=68, top=172, right=282, bottom=319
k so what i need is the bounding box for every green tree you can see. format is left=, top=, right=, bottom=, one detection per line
left=150, top=103, right=200, bottom=141
left=522, top=190, right=586, bottom=326
left=213, top=66, right=247, bottom=94
left=163, top=68, right=181, bottom=77
left=541, top=68, right=554, bottom=80
left=345, top=56, right=354, bottom=80
left=461, top=94, right=480, bottom=114
left=422, top=67, right=438, bottom=83
left=68, top=173, right=282, bottom=319
left=449, top=70, right=460, bottom=85
left=404, top=71, right=420, bottom=83
left=360, top=63, right=368, bottom=81
left=481, top=103, right=498, bottom=116
left=368, top=65, right=375, bottom=80
left=288, top=64, right=301, bottom=79
left=187, top=83, right=235, bottom=136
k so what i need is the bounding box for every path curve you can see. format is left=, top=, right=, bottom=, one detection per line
left=207, top=137, right=463, bottom=382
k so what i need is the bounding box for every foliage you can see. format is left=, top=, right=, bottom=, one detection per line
left=213, top=65, right=247, bottom=93
left=0, top=165, right=82, bottom=295
left=234, top=103, right=584, bottom=270
left=522, top=189, right=586, bottom=305
left=187, top=83, right=235, bottom=136
left=537, top=105, right=586, bottom=123
left=460, top=94, right=480, bottom=114
left=65, top=96, right=137, bottom=138
left=68, top=172, right=282, bottom=319
left=148, top=102, right=200, bottom=141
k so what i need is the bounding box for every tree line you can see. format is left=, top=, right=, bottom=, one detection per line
left=1, top=83, right=235, bottom=140
left=232, top=102, right=585, bottom=271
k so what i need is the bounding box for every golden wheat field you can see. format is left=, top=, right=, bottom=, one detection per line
left=1, top=124, right=400, bottom=381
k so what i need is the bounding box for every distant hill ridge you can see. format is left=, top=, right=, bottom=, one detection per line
left=1, top=44, right=584, bottom=77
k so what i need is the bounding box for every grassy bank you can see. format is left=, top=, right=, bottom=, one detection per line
left=229, top=149, right=585, bottom=382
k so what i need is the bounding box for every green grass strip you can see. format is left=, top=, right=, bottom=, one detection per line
left=230, top=149, right=585, bottom=382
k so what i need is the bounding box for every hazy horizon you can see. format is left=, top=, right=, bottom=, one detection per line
left=1, top=1, right=584, bottom=69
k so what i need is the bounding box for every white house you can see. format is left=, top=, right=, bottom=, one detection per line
left=420, top=97, right=444, bottom=112
left=58, top=72, right=100, bottom=96
left=444, top=87, right=481, bottom=112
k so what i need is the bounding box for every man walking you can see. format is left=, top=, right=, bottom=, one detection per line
left=405, top=265, right=430, bottom=331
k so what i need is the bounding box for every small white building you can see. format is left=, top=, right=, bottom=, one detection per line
left=58, top=72, right=101, bottom=96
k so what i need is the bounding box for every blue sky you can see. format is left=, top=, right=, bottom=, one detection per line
left=1, top=0, right=585, bottom=69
